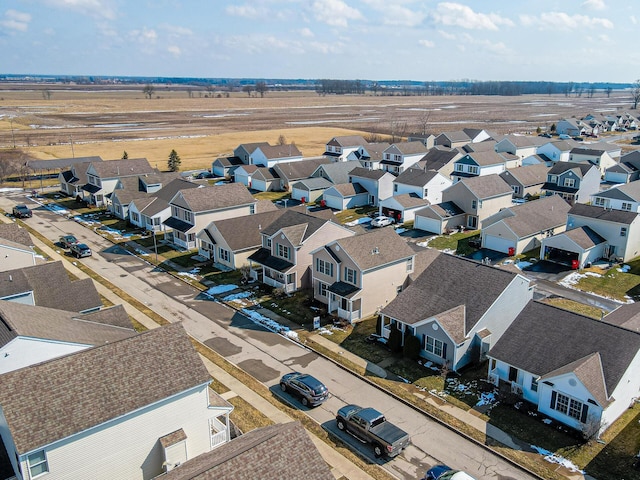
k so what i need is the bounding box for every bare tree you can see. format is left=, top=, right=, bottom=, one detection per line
left=416, top=110, right=432, bottom=135
left=255, top=81, right=268, bottom=98
left=0, top=154, right=17, bottom=184
left=242, top=85, right=253, bottom=97
left=205, top=84, right=215, bottom=97
left=276, top=134, right=287, bottom=146
left=605, top=85, right=613, bottom=98
left=587, top=85, right=596, bottom=98
left=42, top=89, right=52, bottom=100
left=143, top=84, right=155, bottom=99
left=632, top=79, right=640, bottom=110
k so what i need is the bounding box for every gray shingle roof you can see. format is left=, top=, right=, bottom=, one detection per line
left=90, top=158, right=155, bottom=178
left=395, top=168, right=440, bottom=187
left=326, top=135, right=367, bottom=147
left=457, top=174, right=513, bottom=199
left=420, top=146, right=460, bottom=171
left=176, top=183, right=255, bottom=212
left=603, top=302, right=640, bottom=332
left=483, top=195, right=570, bottom=238
left=257, top=144, right=302, bottom=159
left=260, top=210, right=334, bottom=245
left=381, top=254, right=519, bottom=335
left=203, top=210, right=287, bottom=251
left=158, top=422, right=333, bottom=480
left=390, top=193, right=430, bottom=209
left=330, top=228, right=415, bottom=271
left=327, top=182, right=368, bottom=196
left=562, top=226, right=606, bottom=249
left=489, top=301, right=640, bottom=404
left=548, top=161, right=593, bottom=177
left=569, top=203, right=638, bottom=225
left=500, top=164, right=549, bottom=187
left=595, top=181, right=640, bottom=202
left=272, top=158, right=332, bottom=181
left=0, top=223, right=33, bottom=247
left=0, top=323, right=210, bottom=453
left=313, top=161, right=361, bottom=184
left=349, top=167, right=389, bottom=180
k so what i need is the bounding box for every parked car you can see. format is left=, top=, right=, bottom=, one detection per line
left=12, top=204, right=32, bottom=218
left=424, top=465, right=476, bottom=480
left=371, top=216, right=394, bottom=228
left=538, top=133, right=552, bottom=138
left=70, top=243, right=92, bottom=258
left=336, top=404, right=410, bottom=458
left=59, top=235, right=79, bottom=249
left=279, top=372, right=329, bottom=407
left=558, top=134, right=571, bottom=140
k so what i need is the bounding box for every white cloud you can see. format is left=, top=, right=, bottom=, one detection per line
left=298, top=27, right=314, bottom=37
left=459, top=33, right=511, bottom=55
left=311, top=0, right=363, bottom=27
left=1, top=9, right=32, bottom=32
left=582, top=0, right=606, bottom=10
left=220, top=35, right=304, bottom=55
left=520, top=12, right=613, bottom=30
left=361, top=0, right=425, bottom=26
left=129, top=27, right=157, bottom=46
left=431, top=2, right=514, bottom=30
left=418, top=39, right=435, bottom=48
left=159, top=24, right=193, bottom=37
left=44, top=0, right=116, bottom=20
left=226, top=4, right=268, bottom=19
left=438, top=29, right=456, bottom=40
left=309, top=40, right=345, bottom=54
left=167, top=45, right=181, bottom=57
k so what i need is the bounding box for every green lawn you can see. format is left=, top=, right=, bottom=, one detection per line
left=572, top=259, right=640, bottom=302
left=253, top=191, right=290, bottom=202
left=333, top=205, right=377, bottom=224
left=427, top=230, right=480, bottom=255
left=541, top=297, right=604, bottom=319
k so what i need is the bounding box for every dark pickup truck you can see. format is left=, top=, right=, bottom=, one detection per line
left=336, top=404, right=410, bottom=458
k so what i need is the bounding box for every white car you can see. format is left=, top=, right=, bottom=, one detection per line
left=371, top=216, right=394, bottom=228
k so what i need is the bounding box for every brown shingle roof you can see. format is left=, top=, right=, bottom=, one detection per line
left=176, top=184, right=255, bottom=213
left=0, top=323, right=210, bottom=453
left=0, top=223, right=33, bottom=247
left=272, top=158, right=332, bottom=181
left=484, top=195, right=570, bottom=238
left=90, top=158, right=155, bottom=178
left=500, top=164, right=549, bottom=187
left=257, top=144, right=302, bottom=159
left=458, top=174, right=513, bottom=199
left=331, top=228, right=415, bottom=271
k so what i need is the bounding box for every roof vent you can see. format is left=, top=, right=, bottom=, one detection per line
left=372, top=247, right=379, bottom=255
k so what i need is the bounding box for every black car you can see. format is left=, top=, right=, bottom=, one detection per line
left=12, top=204, right=32, bottom=218
left=279, top=372, right=329, bottom=407
left=70, top=243, right=92, bottom=258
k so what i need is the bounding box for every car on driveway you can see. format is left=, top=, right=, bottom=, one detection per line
left=424, top=465, right=476, bottom=480
left=12, top=204, right=32, bottom=218
left=371, top=216, right=394, bottom=228
left=59, top=235, right=79, bottom=249
left=70, top=243, right=92, bottom=258
left=279, top=372, right=329, bottom=407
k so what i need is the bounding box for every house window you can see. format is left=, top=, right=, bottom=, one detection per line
left=344, top=267, right=357, bottom=285
left=263, top=237, right=272, bottom=249
left=622, top=202, right=632, bottom=211
left=508, top=366, right=518, bottom=382
left=531, top=378, right=538, bottom=392
left=455, top=164, right=464, bottom=172
left=218, top=248, right=231, bottom=263
left=621, top=227, right=628, bottom=237
left=277, top=243, right=290, bottom=259
left=27, top=450, right=49, bottom=478
left=172, top=205, right=178, bottom=216
left=468, top=165, right=479, bottom=175
left=115, top=204, right=121, bottom=214
left=406, top=256, right=414, bottom=273
left=551, top=392, right=585, bottom=421
left=424, top=335, right=444, bottom=357
left=394, top=184, right=398, bottom=192
left=564, top=178, right=575, bottom=188
left=316, top=258, right=334, bottom=277
left=317, top=282, right=328, bottom=297
left=511, top=185, right=521, bottom=195
left=548, top=174, right=558, bottom=183
left=423, top=188, right=428, bottom=197
left=594, top=197, right=606, bottom=207
left=184, top=210, right=192, bottom=223
left=471, top=200, right=477, bottom=209
left=131, top=212, right=140, bottom=222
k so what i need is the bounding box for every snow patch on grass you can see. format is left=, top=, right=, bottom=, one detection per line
left=531, top=445, right=584, bottom=473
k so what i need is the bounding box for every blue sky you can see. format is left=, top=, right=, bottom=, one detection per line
left=1, top=0, right=638, bottom=82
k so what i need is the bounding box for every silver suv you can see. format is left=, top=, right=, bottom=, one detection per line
left=279, top=372, right=329, bottom=407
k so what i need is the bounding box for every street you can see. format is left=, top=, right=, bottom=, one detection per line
left=1, top=191, right=536, bottom=480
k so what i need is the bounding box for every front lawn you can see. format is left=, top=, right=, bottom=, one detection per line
left=541, top=297, right=604, bottom=319
left=570, top=260, right=640, bottom=302
left=427, top=230, right=480, bottom=255
left=333, top=205, right=377, bottom=225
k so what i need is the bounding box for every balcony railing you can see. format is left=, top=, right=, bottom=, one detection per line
left=210, top=417, right=227, bottom=449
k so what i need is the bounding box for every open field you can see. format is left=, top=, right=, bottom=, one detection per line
left=1, top=84, right=638, bottom=171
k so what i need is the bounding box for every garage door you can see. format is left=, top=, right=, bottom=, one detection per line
left=483, top=235, right=515, bottom=254
left=291, top=187, right=307, bottom=202
left=415, top=216, right=442, bottom=234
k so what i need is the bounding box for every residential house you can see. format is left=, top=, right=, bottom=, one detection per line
left=0, top=301, right=134, bottom=374
left=435, top=128, right=491, bottom=148
left=233, top=142, right=270, bottom=164
left=555, top=118, right=589, bottom=137
left=418, top=146, right=462, bottom=177
left=604, top=151, right=640, bottom=184
left=413, top=201, right=466, bottom=235
left=488, top=301, right=640, bottom=435
left=450, top=151, right=518, bottom=182
left=58, top=158, right=102, bottom=197
left=540, top=203, right=640, bottom=265
left=480, top=195, right=570, bottom=254
left=407, top=133, right=436, bottom=148
left=592, top=182, right=640, bottom=213
left=110, top=172, right=181, bottom=220
left=537, top=140, right=577, bottom=164
left=379, top=254, right=533, bottom=371
left=322, top=183, right=371, bottom=211
left=291, top=178, right=333, bottom=204
left=347, top=167, right=396, bottom=206
left=80, top=158, right=156, bottom=207
left=291, top=161, right=362, bottom=203
left=128, top=178, right=200, bottom=232
left=0, top=261, right=102, bottom=313
left=163, top=183, right=256, bottom=250
left=541, top=162, right=601, bottom=205
left=155, top=422, right=333, bottom=480
left=247, top=210, right=355, bottom=293
left=393, top=168, right=452, bottom=204
left=603, top=302, right=640, bottom=333
left=346, top=142, right=390, bottom=170
left=380, top=142, right=430, bottom=174
left=233, top=165, right=279, bottom=192
left=379, top=194, right=430, bottom=224
left=250, top=144, right=303, bottom=168
left=569, top=147, right=616, bottom=175
left=324, top=135, right=367, bottom=161
left=586, top=140, right=622, bottom=160
left=311, top=228, right=439, bottom=322
left=196, top=209, right=288, bottom=268
left=495, top=135, right=548, bottom=160
left=499, top=164, right=549, bottom=199
left=211, top=156, right=244, bottom=179
left=0, top=224, right=37, bottom=272
left=272, top=157, right=332, bottom=191
left=0, top=323, right=233, bottom=480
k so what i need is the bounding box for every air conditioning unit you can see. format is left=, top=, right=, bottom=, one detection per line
left=511, top=383, right=523, bottom=395
left=488, top=373, right=499, bottom=386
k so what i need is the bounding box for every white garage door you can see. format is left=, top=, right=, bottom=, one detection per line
left=291, top=187, right=308, bottom=202
left=324, top=194, right=344, bottom=211
left=483, top=235, right=515, bottom=254
left=415, top=216, right=442, bottom=234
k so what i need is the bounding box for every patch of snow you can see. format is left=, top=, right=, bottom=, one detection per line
left=516, top=261, right=532, bottom=269
left=241, top=308, right=298, bottom=341
left=46, top=204, right=70, bottom=215
left=222, top=291, right=252, bottom=302
left=416, top=241, right=430, bottom=248
left=395, top=228, right=407, bottom=234
left=530, top=445, right=584, bottom=473
left=206, top=284, right=238, bottom=295
left=618, top=264, right=631, bottom=273
left=135, top=248, right=149, bottom=256
left=177, top=272, right=199, bottom=280
left=543, top=418, right=552, bottom=424
left=317, top=327, right=333, bottom=335
left=344, top=217, right=372, bottom=227
left=559, top=271, right=601, bottom=287
left=475, top=392, right=497, bottom=407
left=0, top=187, right=23, bottom=192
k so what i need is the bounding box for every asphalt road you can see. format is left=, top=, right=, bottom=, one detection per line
left=2, top=191, right=536, bottom=480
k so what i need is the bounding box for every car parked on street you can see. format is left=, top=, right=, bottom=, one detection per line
left=424, top=465, right=476, bottom=480
left=12, top=204, right=32, bottom=218
left=371, top=216, right=394, bottom=228
left=279, top=372, right=329, bottom=407
left=59, top=235, right=79, bottom=249
left=69, top=243, right=92, bottom=258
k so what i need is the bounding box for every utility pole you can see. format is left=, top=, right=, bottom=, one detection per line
left=70, top=136, right=75, bottom=158
left=9, top=117, right=16, bottom=148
